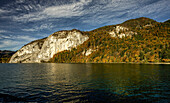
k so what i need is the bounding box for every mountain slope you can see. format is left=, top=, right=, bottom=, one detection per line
left=164, top=19, right=170, bottom=23
left=50, top=17, right=170, bottom=63
left=9, top=17, right=170, bottom=63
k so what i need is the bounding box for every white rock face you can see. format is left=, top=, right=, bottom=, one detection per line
left=85, top=49, right=93, bottom=56
left=9, top=29, right=89, bottom=63
left=9, top=38, right=46, bottom=63
left=109, top=26, right=137, bottom=38
left=82, top=48, right=97, bottom=56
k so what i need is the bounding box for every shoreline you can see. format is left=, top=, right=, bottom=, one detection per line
left=1, top=62, right=170, bottom=64
left=84, top=62, right=170, bottom=65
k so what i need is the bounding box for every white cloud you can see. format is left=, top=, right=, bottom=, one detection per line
left=22, top=23, right=55, bottom=31
left=0, top=35, right=38, bottom=50
left=13, top=0, right=92, bottom=22
left=0, top=9, right=9, bottom=14
left=0, top=34, right=37, bottom=41
left=14, top=35, right=37, bottom=41
left=80, top=0, right=170, bottom=26
left=0, top=34, right=11, bottom=39
left=9, top=0, right=170, bottom=25
left=0, top=40, right=20, bottom=48
left=38, top=23, right=55, bottom=30
left=43, top=0, right=92, bottom=17
left=16, top=0, right=25, bottom=4
left=0, top=30, right=7, bottom=33
left=0, top=39, right=28, bottom=50
left=22, top=28, right=36, bottom=32
left=129, top=0, right=169, bottom=18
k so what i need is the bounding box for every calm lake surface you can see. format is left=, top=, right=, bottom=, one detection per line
left=0, top=63, right=169, bottom=102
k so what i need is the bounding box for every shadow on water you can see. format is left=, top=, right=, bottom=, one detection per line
left=0, top=89, right=161, bottom=103
left=0, top=93, right=26, bottom=102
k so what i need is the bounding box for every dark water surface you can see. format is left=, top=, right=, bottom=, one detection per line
left=0, top=63, right=169, bottom=102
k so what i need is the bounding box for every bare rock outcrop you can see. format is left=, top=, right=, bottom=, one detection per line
left=109, top=26, right=137, bottom=38
left=9, top=29, right=89, bottom=63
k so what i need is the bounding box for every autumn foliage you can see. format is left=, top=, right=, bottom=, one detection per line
left=48, top=17, right=170, bottom=63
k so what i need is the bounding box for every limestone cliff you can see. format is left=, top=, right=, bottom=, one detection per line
left=9, top=29, right=89, bottom=63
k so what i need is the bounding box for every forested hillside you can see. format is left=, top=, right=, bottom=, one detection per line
left=49, top=17, right=170, bottom=63
left=0, top=50, right=15, bottom=63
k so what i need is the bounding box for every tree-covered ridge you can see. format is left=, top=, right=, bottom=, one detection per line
left=49, top=17, right=170, bottom=63
left=0, top=50, right=15, bottom=63
left=164, top=19, right=170, bottom=23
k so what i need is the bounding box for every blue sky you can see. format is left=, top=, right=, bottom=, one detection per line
left=0, top=0, right=169, bottom=50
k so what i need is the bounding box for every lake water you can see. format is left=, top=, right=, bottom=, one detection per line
left=0, top=63, right=169, bottom=102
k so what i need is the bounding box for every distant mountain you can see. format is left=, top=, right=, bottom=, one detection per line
left=9, top=17, right=170, bottom=63
left=0, top=50, right=15, bottom=63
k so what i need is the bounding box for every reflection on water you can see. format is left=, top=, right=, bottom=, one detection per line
left=0, top=63, right=169, bottom=102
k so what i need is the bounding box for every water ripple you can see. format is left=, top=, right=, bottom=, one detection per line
left=0, top=63, right=169, bottom=102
